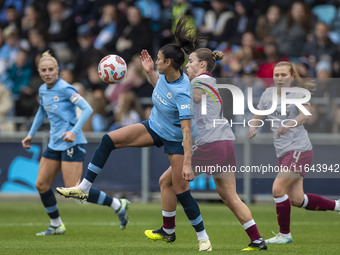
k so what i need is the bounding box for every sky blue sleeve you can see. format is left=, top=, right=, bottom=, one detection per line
left=28, top=106, right=47, bottom=137
left=175, top=90, right=193, bottom=120
left=71, top=97, right=93, bottom=135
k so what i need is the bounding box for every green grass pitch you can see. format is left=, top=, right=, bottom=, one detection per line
left=0, top=197, right=339, bottom=255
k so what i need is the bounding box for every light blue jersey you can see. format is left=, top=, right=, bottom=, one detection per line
left=29, top=78, right=89, bottom=151
left=148, top=73, right=197, bottom=141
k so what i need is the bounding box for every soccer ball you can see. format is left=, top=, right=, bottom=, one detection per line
left=98, top=55, right=127, bottom=84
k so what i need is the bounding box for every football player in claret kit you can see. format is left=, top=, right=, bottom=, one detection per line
left=248, top=61, right=340, bottom=244
left=22, top=51, right=130, bottom=235
left=145, top=47, right=267, bottom=251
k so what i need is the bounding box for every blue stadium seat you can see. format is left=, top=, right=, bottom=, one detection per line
left=312, top=5, right=337, bottom=26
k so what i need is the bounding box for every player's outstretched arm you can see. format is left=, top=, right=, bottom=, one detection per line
left=140, top=49, right=158, bottom=87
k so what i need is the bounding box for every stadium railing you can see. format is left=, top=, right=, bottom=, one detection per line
left=1, top=132, right=340, bottom=203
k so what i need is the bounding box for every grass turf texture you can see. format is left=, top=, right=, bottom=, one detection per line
left=0, top=198, right=339, bottom=255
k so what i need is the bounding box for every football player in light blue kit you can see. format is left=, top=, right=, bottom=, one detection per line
left=57, top=17, right=212, bottom=251
left=22, top=51, right=130, bottom=236
left=146, top=48, right=267, bottom=251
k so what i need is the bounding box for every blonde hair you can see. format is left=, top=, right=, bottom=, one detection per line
left=274, top=61, right=316, bottom=91
left=38, top=51, right=58, bottom=70
left=194, top=48, right=224, bottom=73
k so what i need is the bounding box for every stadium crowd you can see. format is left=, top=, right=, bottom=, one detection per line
left=0, top=0, right=340, bottom=134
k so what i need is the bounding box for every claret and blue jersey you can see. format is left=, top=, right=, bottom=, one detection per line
left=257, top=87, right=312, bottom=157
left=148, top=72, right=197, bottom=142
left=38, top=78, right=87, bottom=150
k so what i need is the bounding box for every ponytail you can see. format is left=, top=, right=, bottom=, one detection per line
left=174, top=16, right=201, bottom=55
left=160, top=16, right=203, bottom=70
left=194, top=48, right=224, bottom=73
left=38, top=50, right=58, bottom=70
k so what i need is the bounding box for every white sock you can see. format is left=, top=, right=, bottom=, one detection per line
left=79, top=179, right=92, bottom=193
left=111, top=198, right=121, bottom=211
left=279, top=232, right=292, bottom=238
left=196, top=229, right=209, bottom=241
left=163, top=228, right=175, bottom=234
left=242, top=219, right=256, bottom=230
left=334, top=200, right=340, bottom=211
left=50, top=217, right=62, bottom=227
left=301, top=194, right=308, bottom=208
left=162, top=210, right=176, bottom=217
left=273, top=194, right=289, bottom=204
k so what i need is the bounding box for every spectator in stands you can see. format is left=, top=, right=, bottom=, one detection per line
left=1, top=5, right=21, bottom=31
left=171, top=0, right=195, bottom=34
left=21, top=5, right=44, bottom=39
left=27, top=29, right=52, bottom=104
left=88, top=89, right=108, bottom=132
left=257, top=37, right=288, bottom=87
left=109, top=91, right=144, bottom=131
left=71, top=0, right=96, bottom=26
left=277, top=1, right=314, bottom=58
left=272, top=0, right=296, bottom=13
left=233, top=66, right=266, bottom=135
left=135, top=0, right=162, bottom=53
left=158, top=0, right=174, bottom=46
left=0, top=82, right=14, bottom=132
left=220, top=32, right=260, bottom=77
left=1, top=47, right=35, bottom=121
left=47, top=0, right=77, bottom=66
left=199, top=0, right=234, bottom=49
left=221, top=0, right=257, bottom=46
left=255, top=5, right=284, bottom=41
left=314, top=59, right=334, bottom=99
left=3, top=49, right=33, bottom=119
left=60, top=69, right=74, bottom=85
left=115, top=5, right=153, bottom=63
left=239, top=66, right=266, bottom=98
left=0, top=2, right=23, bottom=27
left=0, top=26, right=20, bottom=76
left=135, top=0, right=161, bottom=32
left=294, top=58, right=315, bottom=78
left=83, top=63, right=107, bottom=91
left=93, top=3, right=120, bottom=53
left=28, top=28, right=50, bottom=65
left=332, top=107, right=340, bottom=133
left=74, top=24, right=102, bottom=82
left=128, top=55, right=153, bottom=99
left=302, top=22, right=339, bottom=62
left=1, top=49, right=32, bottom=110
